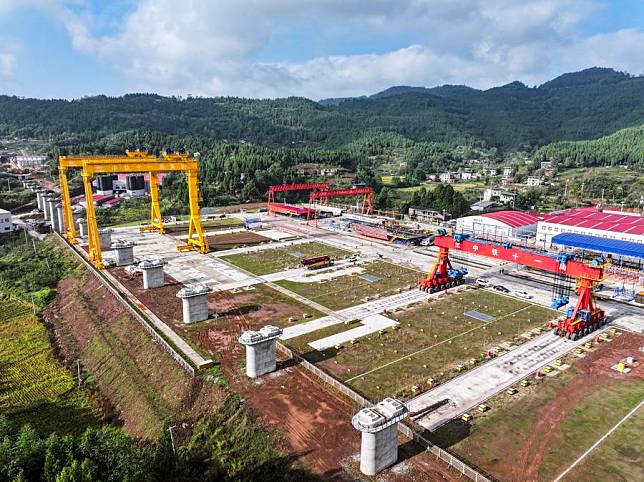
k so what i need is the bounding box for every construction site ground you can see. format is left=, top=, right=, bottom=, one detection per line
left=73, top=214, right=643, bottom=481
left=275, top=260, right=421, bottom=311
left=205, top=230, right=272, bottom=251
left=293, top=288, right=557, bottom=401
left=111, top=269, right=324, bottom=358
left=221, top=240, right=352, bottom=275
left=435, top=331, right=644, bottom=482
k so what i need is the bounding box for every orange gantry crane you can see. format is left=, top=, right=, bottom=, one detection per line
left=420, top=232, right=605, bottom=340
left=58, top=148, right=208, bottom=269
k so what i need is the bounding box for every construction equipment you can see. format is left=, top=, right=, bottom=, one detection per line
left=422, top=232, right=606, bottom=340
left=267, top=183, right=330, bottom=216
left=58, top=148, right=208, bottom=269
left=301, top=255, right=334, bottom=270
left=307, top=187, right=375, bottom=226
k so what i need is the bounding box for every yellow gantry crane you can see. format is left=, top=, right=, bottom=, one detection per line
left=58, top=148, right=209, bottom=269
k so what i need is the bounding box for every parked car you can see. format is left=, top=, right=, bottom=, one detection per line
left=493, top=284, right=510, bottom=293
left=513, top=290, right=532, bottom=299
left=476, top=278, right=492, bottom=288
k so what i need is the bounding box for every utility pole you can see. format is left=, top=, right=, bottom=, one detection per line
left=168, top=425, right=177, bottom=455
left=76, top=359, right=81, bottom=387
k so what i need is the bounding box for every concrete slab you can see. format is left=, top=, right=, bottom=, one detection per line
left=309, top=314, right=398, bottom=350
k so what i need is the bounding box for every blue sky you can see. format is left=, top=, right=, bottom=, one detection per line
left=0, top=0, right=642, bottom=99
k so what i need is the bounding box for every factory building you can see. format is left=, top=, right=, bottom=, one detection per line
left=536, top=206, right=644, bottom=249
left=125, top=174, right=146, bottom=197
left=456, top=210, right=538, bottom=241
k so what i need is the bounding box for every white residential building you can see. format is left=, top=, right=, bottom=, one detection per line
left=502, top=167, right=513, bottom=176
left=526, top=176, right=543, bottom=187
left=439, top=172, right=456, bottom=183
left=15, top=155, right=46, bottom=169
left=0, top=209, right=13, bottom=233
left=483, top=188, right=516, bottom=205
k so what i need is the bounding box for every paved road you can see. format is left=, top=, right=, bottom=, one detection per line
left=407, top=330, right=598, bottom=431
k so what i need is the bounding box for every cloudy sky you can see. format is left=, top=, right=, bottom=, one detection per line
left=0, top=0, right=643, bottom=99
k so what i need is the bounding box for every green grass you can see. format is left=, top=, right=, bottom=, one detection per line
left=0, top=297, right=101, bottom=435
left=560, top=398, right=643, bottom=482
left=396, top=181, right=486, bottom=193
left=222, top=241, right=352, bottom=275
left=297, top=289, right=556, bottom=400
left=275, top=260, right=421, bottom=310
left=447, top=359, right=644, bottom=482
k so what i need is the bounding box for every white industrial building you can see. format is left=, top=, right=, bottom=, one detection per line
left=536, top=206, right=644, bottom=249
left=456, top=210, right=538, bottom=240
left=0, top=208, right=13, bottom=233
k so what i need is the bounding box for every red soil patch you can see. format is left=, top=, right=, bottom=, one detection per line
left=511, top=332, right=644, bottom=481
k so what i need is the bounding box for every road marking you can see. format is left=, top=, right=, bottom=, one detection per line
left=345, top=304, right=534, bottom=383
left=552, top=399, right=644, bottom=482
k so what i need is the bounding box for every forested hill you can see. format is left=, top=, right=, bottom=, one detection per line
left=533, top=125, right=644, bottom=168
left=1, top=67, right=643, bottom=150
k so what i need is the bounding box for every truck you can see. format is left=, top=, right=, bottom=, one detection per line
left=301, top=255, right=333, bottom=270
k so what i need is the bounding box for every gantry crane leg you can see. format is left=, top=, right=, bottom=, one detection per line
left=82, top=172, right=104, bottom=269
left=58, top=166, right=77, bottom=243
left=140, top=172, right=165, bottom=234
left=177, top=169, right=208, bottom=253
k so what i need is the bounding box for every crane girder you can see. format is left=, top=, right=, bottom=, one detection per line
left=433, top=236, right=603, bottom=281
left=57, top=151, right=208, bottom=269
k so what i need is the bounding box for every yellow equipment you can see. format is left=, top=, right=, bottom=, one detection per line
left=58, top=148, right=209, bottom=269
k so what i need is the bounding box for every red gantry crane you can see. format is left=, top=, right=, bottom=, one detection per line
left=267, top=183, right=330, bottom=216
left=420, top=232, right=606, bottom=340
left=307, top=186, right=375, bottom=226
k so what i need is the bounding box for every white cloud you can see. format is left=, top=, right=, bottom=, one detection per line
left=3, top=0, right=644, bottom=97
left=0, top=51, right=15, bottom=77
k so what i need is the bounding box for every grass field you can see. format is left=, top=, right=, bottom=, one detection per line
left=0, top=295, right=101, bottom=435
left=293, top=289, right=556, bottom=400
left=442, top=332, right=644, bottom=482
left=396, top=181, right=486, bottom=194
left=276, top=260, right=421, bottom=310
left=222, top=241, right=351, bottom=275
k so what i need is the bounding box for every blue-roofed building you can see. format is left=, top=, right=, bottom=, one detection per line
left=551, top=233, right=644, bottom=260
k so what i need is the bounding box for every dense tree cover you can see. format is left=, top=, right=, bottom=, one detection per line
left=2, top=68, right=643, bottom=150
left=533, top=125, right=644, bottom=168
left=405, top=184, right=470, bottom=217
left=0, top=396, right=316, bottom=482
left=0, top=233, right=77, bottom=305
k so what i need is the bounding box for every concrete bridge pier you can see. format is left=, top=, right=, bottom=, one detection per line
left=238, top=325, right=283, bottom=378
left=139, top=258, right=165, bottom=289
left=352, top=397, right=409, bottom=476
left=176, top=285, right=213, bottom=323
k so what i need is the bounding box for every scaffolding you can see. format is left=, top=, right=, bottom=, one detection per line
left=58, top=148, right=208, bottom=269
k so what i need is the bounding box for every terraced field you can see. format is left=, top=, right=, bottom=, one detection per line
left=0, top=294, right=100, bottom=434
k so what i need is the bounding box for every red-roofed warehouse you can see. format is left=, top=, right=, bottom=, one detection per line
left=456, top=210, right=539, bottom=240
left=536, top=206, right=644, bottom=248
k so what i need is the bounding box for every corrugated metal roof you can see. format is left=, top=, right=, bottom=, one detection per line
left=552, top=233, right=644, bottom=259
left=541, top=207, right=644, bottom=235
left=480, top=210, right=539, bottom=228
